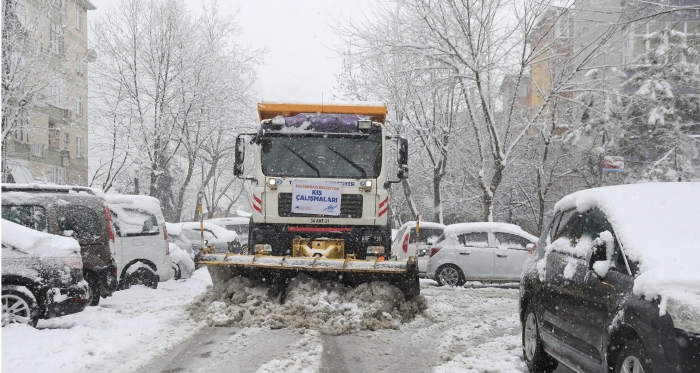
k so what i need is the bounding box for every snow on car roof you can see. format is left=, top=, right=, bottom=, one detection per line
left=444, top=222, right=537, bottom=241
left=399, top=221, right=445, bottom=230
left=2, top=219, right=80, bottom=256
left=2, top=183, right=105, bottom=197
left=164, top=222, right=182, bottom=236
left=178, top=222, right=238, bottom=241
left=106, top=194, right=165, bottom=224
left=553, top=182, right=700, bottom=301
left=205, top=217, right=249, bottom=226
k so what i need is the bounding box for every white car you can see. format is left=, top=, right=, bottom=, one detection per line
left=391, top=221, right=445, bottom=274
left=177, top=222, right=241, bottom=254
left=106, top=194, right=174, bottom=289
left=164, top=223, right=196, bottom=278
left=427, top=222, right=537, bottom=286
left=205, top=217, right=250, bottom=253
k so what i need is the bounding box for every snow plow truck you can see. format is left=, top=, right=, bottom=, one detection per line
left=197, top=102, right=420, bottom=300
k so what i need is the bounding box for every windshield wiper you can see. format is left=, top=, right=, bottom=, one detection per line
left=284, top=144, right=321, bottom=177
left=326, top=146, right=367, bottom=178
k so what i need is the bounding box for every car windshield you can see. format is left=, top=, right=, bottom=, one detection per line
left=260, top=133, right=382, bottom=178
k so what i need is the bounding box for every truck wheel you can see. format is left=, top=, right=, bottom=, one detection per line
left=435, top=264, right=465, bottom=287
left=2, top=287, right=38, bottom=327
left=85, top=273, right=101, bottom=306
left=615, top=339, right=652, bottom=373
left=523, top=307, right=557, bottom=372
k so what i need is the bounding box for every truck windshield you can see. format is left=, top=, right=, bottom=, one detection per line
left=261, top=133, right=382, bottom=178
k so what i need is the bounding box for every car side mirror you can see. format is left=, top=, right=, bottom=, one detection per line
left=526, top=243, right=535, bottom=251
left=586, top=242, right=608, bottom=274
left=61, top=230, right=74, bottom=237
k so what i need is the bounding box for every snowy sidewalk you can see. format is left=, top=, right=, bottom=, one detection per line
left=2, top=269, right=212, bottom=373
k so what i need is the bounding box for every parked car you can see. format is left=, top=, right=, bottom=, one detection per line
left=205, top=217, right=250, bottom=254
left=168, top=243, right=195, bottom=279
left=106, top=194, right=174, bottom=289
left=2, top=219, right=90, bottom=327
left=2, top=184, right=119, bottom=306
left=391, top=221, right=445, bottom=274
left=177, top=222, right=241, bottom=254
left=427, top=222, right=537, bottom=286
left=520, top=182, right=700, bottom=373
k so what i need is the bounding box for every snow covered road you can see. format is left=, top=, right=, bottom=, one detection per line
left=2, top=269, right=574, bottom=373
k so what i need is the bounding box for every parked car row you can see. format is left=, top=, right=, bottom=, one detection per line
left=1, top=183, right=207, bottom=327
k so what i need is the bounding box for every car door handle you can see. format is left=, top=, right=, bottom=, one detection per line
left=497, top=254, right=508, bottom=258
left=459, top=252, right=470, bottom=255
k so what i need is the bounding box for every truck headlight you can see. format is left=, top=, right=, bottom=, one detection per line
left=360, top=179, right=372, bottom=192
left=366, top=246, right=384, bottom=255
left=268, top=178, right=277, bottom=190
left=667, top=297, right=700, bottom=334
left=357, top=119, right=372, bottom=130
left=254, top=244, right=273, bottom=254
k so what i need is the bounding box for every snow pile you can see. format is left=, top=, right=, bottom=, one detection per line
left=189, top=274, right=427, bottom=335
left=2, top=219, right=80, bottom=256
left=435, top=334, right=527, bottom=373
left=553, top=182, right=700, bottom=306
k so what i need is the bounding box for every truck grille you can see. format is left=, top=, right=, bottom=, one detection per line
left=278, top=193, right=364, bottom=218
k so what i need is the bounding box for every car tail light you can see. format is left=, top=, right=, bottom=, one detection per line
left=163, top=224, right=170, bottom=255
left=402, top=234, right=409, bottom=253
left=102, top=198, right=115, bottom=242
left=429, top=247, right=441, bottom=258
left=64, top=255, right=83, bottom=270
left=529, top=243, right=537, bottom=255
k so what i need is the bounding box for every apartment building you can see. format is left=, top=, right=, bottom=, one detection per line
left=2, top=0, right=95, bottom=185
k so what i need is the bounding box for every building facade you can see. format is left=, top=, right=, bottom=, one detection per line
left=2, top=0, right=95, bottom=185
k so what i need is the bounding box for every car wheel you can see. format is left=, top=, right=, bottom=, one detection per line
left=522, top=308, right=557, bottom=372
left=85, top=273, right=101, bottom=306
left=615, top=339, right=652, bottom=373
left=173, top=264, right=181, bottom=280
left=2, top=288, right=38, bottom=327
left=435, top=264, right=465, bottom=287
left=129, top=267, right=159, bottom=289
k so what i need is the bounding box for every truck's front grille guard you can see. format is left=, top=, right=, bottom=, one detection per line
left=277, top=193, right=364, bottom=218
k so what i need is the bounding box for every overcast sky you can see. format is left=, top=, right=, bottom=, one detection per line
left=89, top=0, right=376, bottom=102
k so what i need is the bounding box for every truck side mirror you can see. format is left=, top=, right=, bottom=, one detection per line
left=234, top=136, right=245, bottom=177
left=398, top=138, right=408, bottom=166
left=397, top=138, right=408, bottom=180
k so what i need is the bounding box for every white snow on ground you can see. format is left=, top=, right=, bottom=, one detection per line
left=1, top=269, right=212, bottom=373
left=418, top=280, right=527, bottom=373
left=255, top=329, right=323, bottom=373
left=3, top=269, right=528, bottom=373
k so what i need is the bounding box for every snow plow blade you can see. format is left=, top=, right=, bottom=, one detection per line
left=198, top=253, right=420, bottom=301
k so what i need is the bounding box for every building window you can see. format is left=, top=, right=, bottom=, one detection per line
left=13, top=126, right=30, bottom=143
left=76, top=136, right=84, bottom=158
left=14, top=0, right=29, bottom=27
left=76, top=8, right=83, bottom=31
left=49, top=73, right=66, bottom=108
left=64, top=132, right=70, bottom=142
left=75, top=53, right=85, bottom=75
left=49, top=123, right=61, bottom=150
left=49, top=21, right=65, bottom=55
left=31, top=143, right=45, bottom=157
left=50, top=166, right=66, bottom=184
left=555, top=11, right=574, bottom=39
left=75, top=94, right=83, bottom=116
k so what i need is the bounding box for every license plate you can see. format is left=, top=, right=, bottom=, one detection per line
left=310, top=218, right=330, bottom=224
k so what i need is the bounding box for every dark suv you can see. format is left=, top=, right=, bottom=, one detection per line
left=2, top=219, right=90, bottom=326
left=520, top=183, right=699, bottom=373
left=2, top=184, right=119, bottom=306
